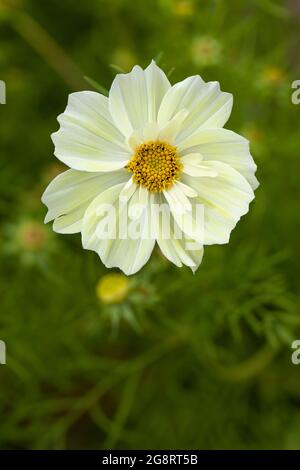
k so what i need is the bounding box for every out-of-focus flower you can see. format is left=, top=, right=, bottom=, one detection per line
left=43, top=61, right=258, bottom=275
left=111, top=48, right=137, bottom=72
left=95, top=272, right=158, bottom=331
left=255, top=65, right=287, bottom=101
left=191, top=36, right=222, bottom=68
left=17, top=220, right=48, bottom=251
left=2, top=219, right=54, bottom=267
left=172, top=0, right=194, bottom=17
left=96, top=273, right=130, bottom=304
left=261, top=67, right=285, bottom=87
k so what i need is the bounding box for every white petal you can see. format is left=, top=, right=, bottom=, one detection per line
left=182, top=161, right=255, bottom=245
left=42, top=169, right=130, bottom=233
left=154, top=194, right=204, bottom=271
left=52, top=91, right=130, bottom=172
left=138, top=185, right=149, bottom=208
left=82, top=183, right=125, bottom=250
left=82, top=187, right=155, bottom=275
left=158, top=76, right=233, bottom=141
left=52, top=203, right=86, bottom=234
left=163, top=184, right=192, bottom=214
left=160, top=235, right=200, bottom=269
left=127, top=130, right=143, bottom=151
left=128, top=186, right=144, bottom=220
left=119, top=176, right=137, bottom=203
left=181, top=153, right=204, bottom=165
left=183, top=164, right=218, bottom=177
left=178, top=128, right=259, bottom=190
left=145, top=60, right=171, bottom=123
left=163, top=188, right=204, bottom=243
left=182, top=154, right=219, bottom=177
left=142, top=122, right=160, bottom=141
left=172, top=233, right=204, bottom=272
left=109, top=61, right=170, bottom=138
left=174, top=181, right=198, bottom=198
left=104, top=236, right=155, bottom=276
left=158, top=109, right=189, bottom=144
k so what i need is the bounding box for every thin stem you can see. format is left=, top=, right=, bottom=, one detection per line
left=2, top=0, right=86, bottom=90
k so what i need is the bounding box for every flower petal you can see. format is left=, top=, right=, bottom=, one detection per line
left=182, top=154, right=219, bottom=177
left=82, top=184, right=155, bottom=275
left=178, top=128, right=259, bottom=189
left=52, top=204, right=86, bottom=234
left=182, top=161, right=255, bottom=245
left=109, top=61, right=171, bottom=138
left=175, top=180, right=198, bottom=198
left=158, top=109, right=189, bottom=144
left=154, top=195, right=204, bottom=271
left=42, top=169, right=130, bottom=233
left=163, top=186, right=204, bottom=243
left=181, top=153, right=204, bottom=165
left=163, top=183, right=192, bottom=214
left=145, top=61, right=172, bottom=123
left=119, top=176, right=137, bottom=203
left=158, top=76, right=233, bottom=141
left=52, top=91, right=130, bottom=172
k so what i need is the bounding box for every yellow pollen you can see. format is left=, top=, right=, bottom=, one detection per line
left=126, top=140, right=182, bottom=193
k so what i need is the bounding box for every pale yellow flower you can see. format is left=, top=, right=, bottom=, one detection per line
left=96, top=273, right=130, bottom=304
left=17, top=220, right=49, bottom=252
left=262, top=66, right=285, bottom=86
left=191, top=36, right=222, bottom=67
left=173, top=0, right=194, bottom=17
left=43, top=61, right=258, bottom=275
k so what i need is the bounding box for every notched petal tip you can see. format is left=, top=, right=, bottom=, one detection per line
left=43, top=212, right=52, bottom=224
left=50, top=129, right=60, bottom=144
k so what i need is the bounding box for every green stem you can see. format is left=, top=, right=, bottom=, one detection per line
left=3, top=0, right=86, bottom=90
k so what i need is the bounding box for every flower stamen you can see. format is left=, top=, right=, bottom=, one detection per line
left=126, top=141, right=182, bottom=193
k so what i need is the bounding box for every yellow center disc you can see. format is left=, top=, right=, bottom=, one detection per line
left=126, top=141, right=182, bottom=193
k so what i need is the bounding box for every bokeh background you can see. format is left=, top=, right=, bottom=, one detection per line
left=1, top=0, right=300, bottom=450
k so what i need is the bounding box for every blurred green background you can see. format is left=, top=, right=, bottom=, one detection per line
left=1, top=0, right=300, bottom=450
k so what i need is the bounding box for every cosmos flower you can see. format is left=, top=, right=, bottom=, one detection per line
left=191, top=36, right=222, bottom=68
left=261, top=66, right=285, bottom=86
left=172, top=0, right=194, bottom=17
left=96, top=273, right=130, bottom=304
left=95, top=272, right=158, bottom=330
left=42, top=61, right=258, bottom=275
left=3, top=219, right=54, bottom=268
